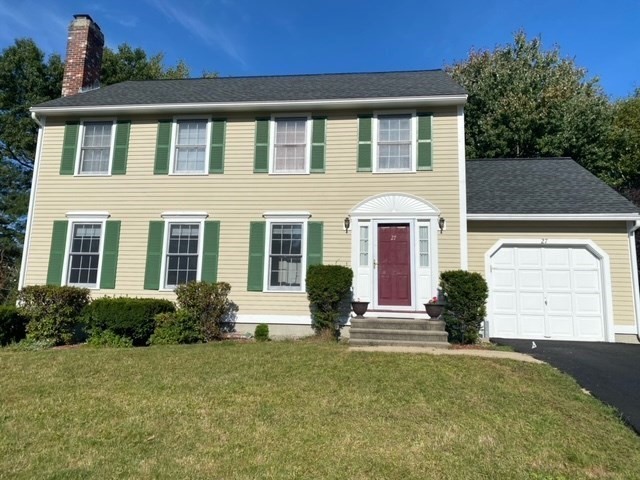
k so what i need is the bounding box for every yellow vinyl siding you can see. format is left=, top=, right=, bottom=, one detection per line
left=25, top=108, right=462, bottom=316
left=467, top=221, right=635, bottom=327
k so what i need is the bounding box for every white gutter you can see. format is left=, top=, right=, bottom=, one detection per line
left=18, top=113, right=45, bottom=291
left=468, top=213, right=640, bottom=221
left=30, top=94, right=468, bottom=116
left=628, top=220, right=640, bottom=342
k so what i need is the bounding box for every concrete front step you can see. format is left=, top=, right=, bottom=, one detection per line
left=351, top=317, right=445, bottom=331
left=349, top=338, right=451, bottom=349
left=351, top=328, right=448, bottom=343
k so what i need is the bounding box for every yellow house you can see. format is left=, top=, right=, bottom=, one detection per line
left=19, top=15, right=640, bottom=344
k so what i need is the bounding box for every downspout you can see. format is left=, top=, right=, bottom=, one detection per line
left=17, top=112, right=45, bottom=292
left=628, top=220, right=640, bottom=342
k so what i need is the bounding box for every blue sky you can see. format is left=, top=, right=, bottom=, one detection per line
left=0, top=0, right=638, bottom=98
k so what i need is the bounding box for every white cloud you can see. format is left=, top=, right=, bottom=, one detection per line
left=145, top=0, right=246, bottom=66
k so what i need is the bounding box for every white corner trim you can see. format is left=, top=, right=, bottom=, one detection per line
left=161, top=211, right=209, bottom=220
left=457, top=105, right=468, bottom=270
left=235, top=314, right=313, bottom=325
left=65, top=211, right=111, bottom=219
left=483, top=238, right=616, bottom=343
left=262, top=211, right=312, bottom=219
left=626, top=221, right=640, bottom=339
left=468, top=213, right=640, bottom=221
left=31, top=94, right=469, bottom=116
left=18, top=117, right=46, bottom=291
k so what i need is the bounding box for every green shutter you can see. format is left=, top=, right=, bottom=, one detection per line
left=310, top=116, right=326, bottom=173
left=202, top=220, right=220, bottom=282
left=144, top=221, right=165, bottom=290
left=209, top=119, right=226, bottom=174
left=60, top=122, right=79, bottom=175
left=46, top=221, right=68, bottom=285
left=357, top=115, right=372, bottom=172
left=112, top=121, right=130, bottom=175
left=253, top=117, right=270, bottom=173
left=154, top=120, right=172, bottom=175
left=306, top=221, right=323, bottom=268
left=417, top=113, right=433, bottom=171
left=247, top=221, right=266, bottom=291
left=100, top=220, right=121, bottom=289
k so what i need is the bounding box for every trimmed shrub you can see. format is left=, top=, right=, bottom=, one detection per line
left=440, top=270, right=488, bottom=344
left=0, top=306, right=28, bottom=346
left=18, top=285, right=91, bottom=345
left=87, top=330, right=133, bottom=348
left=306, top=265, right=353, bottom=335
left=84, top=297, right=175, bottom=346
left=175, top=282, right=237, bottom=341
left=254, top=323, right=269, bottom=342
left=150, top=311, right=201, bottom=345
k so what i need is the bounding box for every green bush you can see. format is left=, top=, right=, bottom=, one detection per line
left=18, top=285, right=91, bottom=345
left=87, top=330, right=133, bottom=348
left=0, top=306, right=28, bottom=346
left=175, top=282, right=237, bottom=341
left=3, top=337, right=55, bottom=351
left=254, top=323, right=269, bottom=342
left=84, top=297, right=175, bottom=346
left=150, top=311, right=201, bottom=345
left=440, top=270, right=488, bottom=344
left=306, top=265, right=353, bottom=335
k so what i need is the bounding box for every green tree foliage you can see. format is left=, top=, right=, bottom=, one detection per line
left=0, top=39, right=191, bottom=303
left=447, top=31, right=613, bottom=178
left=610, top=89, right=640, bottom=195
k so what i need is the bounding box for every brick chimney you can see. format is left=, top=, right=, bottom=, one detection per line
left=61, top=14, right=104, bottom=97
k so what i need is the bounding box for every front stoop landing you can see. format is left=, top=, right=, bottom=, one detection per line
left=349, top=316, right=450, bottom=348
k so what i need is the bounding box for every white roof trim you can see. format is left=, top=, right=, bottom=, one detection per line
left=468, top=213, right=640, bottom=221
left=30, top=94, right=468, bottom=116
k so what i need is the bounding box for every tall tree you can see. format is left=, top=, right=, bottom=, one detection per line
left=0, top=39, right=191, bottom=302
left=610, top=89, right=640, bottom=195
left=447, top=31, right=613, bottom=180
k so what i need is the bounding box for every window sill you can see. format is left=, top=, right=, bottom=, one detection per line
left=169, top=172, right=209, bottom=176
left=263, top=289, right=306, bottom=294
left=372, top=170, right=417, bottom=174
left=73, top=173, right=112, bottom=177
left=268, top=171, right=310, bottom=176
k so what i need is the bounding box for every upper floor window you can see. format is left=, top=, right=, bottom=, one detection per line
left=271, top=116, right=310, bottom=174
left=376, top=114, right=414, bottom=172
left=172, top=119, right=209, bottom=174
left=79, top=121, right=114, bottom=175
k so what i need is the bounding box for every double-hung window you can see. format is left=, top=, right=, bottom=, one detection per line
left=79, top=121, right=114, bottom=174
left=164, top=223, right=201, bottom=288
left=272, top=117, right=309, bottom=174
left=268, top=222, right=304, bottom=290
left=67, top=222, right=103, bottom=287
left=173, top=119, right=208, bottom=174
left=377, top=114, right=413, bottom=171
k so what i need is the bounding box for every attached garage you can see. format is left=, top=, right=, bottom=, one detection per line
left=488, top=243, right=608, bottom=342
left=466, top=158, right=640, bottom=343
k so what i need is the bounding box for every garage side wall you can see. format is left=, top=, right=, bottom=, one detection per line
left=467, top=221, right=636, bottom=335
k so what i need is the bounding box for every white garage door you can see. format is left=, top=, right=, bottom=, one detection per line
left=490, top=245, right=605, bottom=341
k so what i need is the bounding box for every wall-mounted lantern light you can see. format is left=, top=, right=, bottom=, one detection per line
left=438, top=216, right=446, bottom=234
left=344, top=216, right=351, bottom=233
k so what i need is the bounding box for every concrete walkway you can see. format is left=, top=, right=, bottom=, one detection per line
left=349, top=345, right=544, bottom=363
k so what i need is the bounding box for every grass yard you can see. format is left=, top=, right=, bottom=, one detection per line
left=1, top=342, right=639, bottom=479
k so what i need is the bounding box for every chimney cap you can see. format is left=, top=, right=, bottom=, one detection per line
left=73, top=13, right=94, bottom=21
left=71, top=14, right=101, bottom=31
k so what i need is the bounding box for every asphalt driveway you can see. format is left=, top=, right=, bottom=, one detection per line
left=493, top=339, right=640, bottom=433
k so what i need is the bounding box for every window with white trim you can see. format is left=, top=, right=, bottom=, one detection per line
left=272, top=117, right=308, bottom=173
left=164, top=223, right=200, bottom=288
left=67, top=223, right=102, bottom=286
left=419, top=224, right=430, bottom=267
left=173, top=119, right=208, bottom=173
left=268, top=222, right=304, bottom=290
left=376, top=114, right=414, bottom=172
left=79, top=121, right=114, bottom=174
left=359, top=225, right=369, bottom=266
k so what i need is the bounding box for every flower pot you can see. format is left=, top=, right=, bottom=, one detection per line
left=351, top=301, right=369, bottom=317
left=424, top=303, right=445, bottom=319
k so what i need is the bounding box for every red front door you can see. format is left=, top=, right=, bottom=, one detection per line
left=377, top=224, right=411, bottom=307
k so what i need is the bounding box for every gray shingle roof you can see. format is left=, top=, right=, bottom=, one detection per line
left=35, top=70, right=466, bottom=109
left=466, top=158, right=639, bottom=215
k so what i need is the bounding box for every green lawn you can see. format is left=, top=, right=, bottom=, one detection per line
left=1, top=342, right=639, bottom=479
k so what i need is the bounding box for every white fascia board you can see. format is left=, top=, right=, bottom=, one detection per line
left=467, top=213, right=640, bottom=221
left=30, top=95, right=468, bottom=117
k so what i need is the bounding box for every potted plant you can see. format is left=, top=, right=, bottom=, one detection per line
left=351, top=299, right=369, bottom=317
left=424, top=296, right=445, bottom=319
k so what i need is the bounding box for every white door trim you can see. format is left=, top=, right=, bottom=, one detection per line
left=484, top=238, right=615, bottom=342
